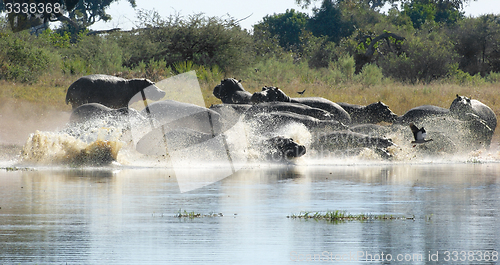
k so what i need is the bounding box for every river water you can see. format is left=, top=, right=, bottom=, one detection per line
left=1, top=161, right=500, bottom=264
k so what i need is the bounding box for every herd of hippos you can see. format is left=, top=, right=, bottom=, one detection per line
left=64, top=74, right=497, bottom=162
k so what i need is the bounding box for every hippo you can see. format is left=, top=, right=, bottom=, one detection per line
left=66, top=74, right=166, bottom=109
left=450, top=94, right=497, bottom=131
left=246, top=102, right=335, bottom=121
left=349, top=123, right=393, bottom=137
left=209, top=104, right=253, bottom=131
left=250, top=86, right=351, bottom=125
left=244, top=111, right=348, bottom=134
left=136, top=126, right=306, bottom=162
left=262, top=136, right=306, bottom=161
left=336, top=101, right=398, bottom=124
left=312, top=130, right=394, bottom=150
left=396, top=113, right=494, bottom=150
left=396, top=105, right=450, bottom=125
left=209, top=104, right=253, bottom=118
left=64, top=103, right=147, bottom=144
left=213, top=78, right=253, bottom=104
left=310, top=130, right=395, bottom=159
left=250, top=86, right=292, bottom=103
left=140, top=100, right=223, bottom=135
left=69, top=103, right=139, bottom=124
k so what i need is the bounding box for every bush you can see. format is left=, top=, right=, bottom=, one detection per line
left=486, top=71, right=500, bottom=83
left=0, top=32, right=56, bottom=83
left=377, top=32, right=456, bottom=83
left=332, top=54, right=355, bottom=81
left=62, top=32, right=123, bottom=75
left=445, top=63, right=485, bottom=85
left=306, top=37, right=338, bottom=69
left=357, top=63, right=383, bottom=87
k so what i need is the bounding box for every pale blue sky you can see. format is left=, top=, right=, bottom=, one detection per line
left=90, top=0, right=500, bottom=32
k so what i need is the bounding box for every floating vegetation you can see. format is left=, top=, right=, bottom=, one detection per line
left=1, top=166, right=34, bottom=171
left=175, top=209, right=223, bottom=219
left=287, top=210, right=414, bottom=222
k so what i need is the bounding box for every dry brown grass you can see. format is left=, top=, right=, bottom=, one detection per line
left=0, top=72, right=77, bottom=111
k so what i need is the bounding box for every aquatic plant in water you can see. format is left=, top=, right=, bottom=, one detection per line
left=287, top=210, right=414, bottom=222
left=175, top=209, right=224, bottom=219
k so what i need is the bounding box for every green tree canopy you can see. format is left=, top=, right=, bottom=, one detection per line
left=402, top=0, right=463, bottom=28
left=297, top=0, right=393, bottom=9
left=307, top=0, right=352, bottom=43
left=1, top=0, right=136, bottom=33
left=296, top=0, right=475, bottom=11
left=253, top=9, right=309, bottom=51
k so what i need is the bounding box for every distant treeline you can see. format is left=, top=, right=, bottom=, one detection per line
left=1, top=1, right=500, bottom=85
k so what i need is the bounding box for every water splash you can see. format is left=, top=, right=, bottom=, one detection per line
left=20, top=130, right=123, bottom=166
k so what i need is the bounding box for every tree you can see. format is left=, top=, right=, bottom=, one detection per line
left=119, top=12, right=254, bottom=74
left=452, top=15, right=500, bottom=75
left=1, top=0, right=136, bottom=34
left=296, top=0, right=475, bottom=11
left=402, top=0, right=463, bottom=28
left=296, top=0, right=398, bottom=10
left=254, top=9, right=309, bottom=51
left=354, top=31, right=405, bottom=73
left=308, top=0, right=353, bottom=43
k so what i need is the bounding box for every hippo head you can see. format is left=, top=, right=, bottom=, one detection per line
left=130, top=78, right=166, bottom=100
left=213, top=78, right=246, bottom=101
left=450, top=94, right=474, bottom=118
left=265, top=136, right=306, bottom=161
left=365, top=101, right=398, bottom=123
left=250, top=86, right=291, bottom=104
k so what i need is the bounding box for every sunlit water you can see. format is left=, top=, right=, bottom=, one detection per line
left=1, top=162, right=500, bottom=264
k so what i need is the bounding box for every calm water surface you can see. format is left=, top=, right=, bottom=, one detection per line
left=1, top=163, right=500, bottom=264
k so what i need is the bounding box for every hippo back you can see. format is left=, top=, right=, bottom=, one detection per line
left=471, top=99, right=497, bottom=130
left=397, top=105, right=450, bottom=124
left=69, top=102, right=140, bottom=124
left=209, top=104, right=252, bottom=131
left=291, top=97, right=351, bottom=125
left=66, top=74, right=163, bottom=109
left=337, top=101, right=397, bottom=124
left=248, top=111, right=347, bottom=133
left=246, top=102, right=334, bottom=121
left=249, top=86, right=351, bottom=124
left=141, top=100, right=222, bottom=135
left=251, top=86, right=292, bottom=103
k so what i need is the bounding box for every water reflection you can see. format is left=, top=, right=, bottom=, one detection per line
left=1, top=163, right=499, bottom=264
